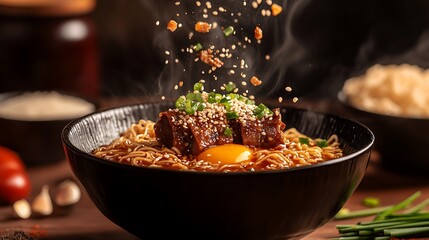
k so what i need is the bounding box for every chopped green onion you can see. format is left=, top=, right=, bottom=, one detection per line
left=175, top=96, right=186, bottom=110
left=226, top=112, right=239, bottom=120
left=185, top=107, right=195, bottom=115
left=224, top=82, right=236, bottom=93
left=193, top=43, right=203, bottom=51
left=299, top=137, right=310, bottom=145
left=223, top=26, right=234, bottom=36
left=224, top=127, right=233, bottom=137
left=245, top=99, right=255, bottom=105
left=316, top=139, right=328, bottom=148
left=362, top=197, right=381, bottom=208
left=196, top=102, right=206, bottom=111
left=193, top=82, right=203, bottom=92
left=208, top=93, right=222, bottom=103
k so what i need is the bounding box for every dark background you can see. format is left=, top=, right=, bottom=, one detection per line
left=1, top=0, right=429, bottom=103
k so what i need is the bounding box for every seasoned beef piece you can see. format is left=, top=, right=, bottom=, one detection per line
left=154, top=110, right=191, bottom=154
left=154, top=108, right=233, bottom=155
left=230, top=108, right=285, bottom=148
left=187, top=113, right=232, bottom=155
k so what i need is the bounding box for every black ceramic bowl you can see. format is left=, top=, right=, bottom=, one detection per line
left=338, top=91, right=429, bottom=174
left=62, top=102, right=374, bottom=240
left=0, top=91, right=96, bottom=166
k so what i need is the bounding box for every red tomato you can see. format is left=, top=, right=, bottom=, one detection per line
left=0, top=146, right=25, bottom=172
left=0, top=169, right=31, bottom=203
left=0, top=146, right=31, bottom=204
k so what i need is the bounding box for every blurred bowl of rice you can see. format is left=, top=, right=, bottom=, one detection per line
left=0, top=91, right=97, bottom=166
left=338, top=63, right=429, bottom=174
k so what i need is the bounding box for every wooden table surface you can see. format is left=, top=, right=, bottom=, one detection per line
left=1, top=99, right=429, bottom=239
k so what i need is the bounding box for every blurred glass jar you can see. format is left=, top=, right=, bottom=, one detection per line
left=0, top=0, right=99, bottom=101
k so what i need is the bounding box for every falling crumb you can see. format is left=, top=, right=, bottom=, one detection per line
left=254, top=26, right=263, bottom=40
left=167, top=20, right=178, bottom=32
left=179, top=81, right=184, bottom=87
left=271, top=3, right=282, bottom=16
left=199, top=49, right=224, bottom=68
left=250, top=76, right=262, bottom=86
left=293, top=97, right=299, bottom=103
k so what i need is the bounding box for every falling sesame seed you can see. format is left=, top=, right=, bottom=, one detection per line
left=165, top=51, right=170, bottom=55
left=242, top=81, right=247, bottom=86
left=252, top=1, right=258, bottom=8
left=174, top=85, right=178, bottom=90
left=175, top=1, right=180, bottom=5
left=265, top=54, right=270, bottom=60
left=165, top=60, right=169, bottom=64
left=175, top=59, right=179, bottom=63
left=285, top=86, right=292, bottom=92
left=155, top=21, right=160, bottom=26
left=196, top=1, right=201, bottom=6
left=293, top=97, right=299, bottom=103
left=278, top=97, right=283, bottom=102
left=206, top=1, right=212, bottom=9
left=213, top=11, right=218, bottom=15
left=219, top=7, right=226, bottom=12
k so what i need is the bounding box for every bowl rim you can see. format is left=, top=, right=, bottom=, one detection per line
left=338, top=90, right=429, bottom=121
left=62, top=102, right=375, bottom=176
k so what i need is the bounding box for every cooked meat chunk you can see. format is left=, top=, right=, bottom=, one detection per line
left=230, top=108, right=285, bottom=148
left=154, top=107, right=233, bottom=155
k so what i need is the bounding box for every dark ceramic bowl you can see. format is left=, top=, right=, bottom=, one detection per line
left=62, top=102, right=374, bottom=240
left=0, top=91, right=96, bottom=166
left=338, top=91, right=429, bottom=174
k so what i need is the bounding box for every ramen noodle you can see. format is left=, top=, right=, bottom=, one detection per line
left=342, top=64, right=429, bottom=117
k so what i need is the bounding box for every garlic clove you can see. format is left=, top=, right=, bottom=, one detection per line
left=54, top=180, right=81, bottom=207
left=13, top=199, right=32, bottom=219
left=31, top=185, right=53, bottom=216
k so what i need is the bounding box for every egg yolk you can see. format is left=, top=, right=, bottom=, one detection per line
left=197, top=144, right=252, bottom=164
